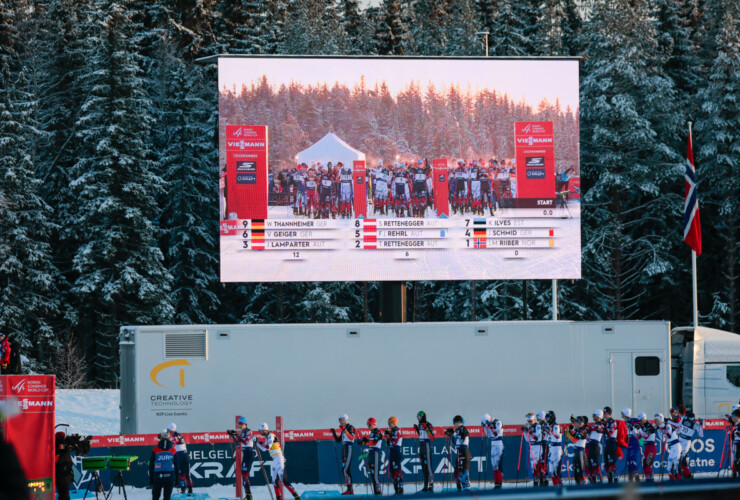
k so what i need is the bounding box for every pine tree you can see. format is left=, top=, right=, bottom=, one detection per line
left=412, top=0, right=451, bottom=55
left=0, top=65, right=65, bottom=370
left=696, top=11, right=740, bottom=331
left=445, top=0, right=480, bottom=56
left=490, top=0, right=530, bottom=56
left=65, top=2, right=173, bottom=386
left=653, top=0, right=703, bottom=123
left=375, top=0, right=407, bottom=55
left=154, top=44, right=221, bottom=325
left=343, top=0, right=363, bottom=54
left=580, top=0, right=683, bottom=320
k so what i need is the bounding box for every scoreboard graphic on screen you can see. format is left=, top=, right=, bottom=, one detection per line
left=218, top=57, right=580, bottom=282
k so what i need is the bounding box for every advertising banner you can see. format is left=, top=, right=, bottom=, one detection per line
left=81, top=421, right=733, bottom=491
left=225, top=125, right=268, bottom=220
left=432, top=159, right=449, bottom=218
left=0, top=375, right=56, bottom=500
left=353, top=160, right=367, bottom=219
left=514, top=121, right=555, bottom=207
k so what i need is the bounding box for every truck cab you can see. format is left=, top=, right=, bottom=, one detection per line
left=672, top=326, right=740, bottom=418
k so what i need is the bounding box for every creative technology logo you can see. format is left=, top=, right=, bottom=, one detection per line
left=150, top=359, right=192, bottom=388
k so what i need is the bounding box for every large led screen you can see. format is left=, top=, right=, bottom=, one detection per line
left=219, top=57, right=580, bottom=282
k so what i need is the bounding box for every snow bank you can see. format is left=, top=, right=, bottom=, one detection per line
left=56, top=389, right=120, bottom=436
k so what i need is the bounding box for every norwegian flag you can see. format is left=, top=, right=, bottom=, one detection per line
left=684, top=132, right=702, bottom=255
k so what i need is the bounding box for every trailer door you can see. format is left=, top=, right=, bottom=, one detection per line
left=610, top=352, right=634, bottom=411
left=632, top=352, right=665, bottom=414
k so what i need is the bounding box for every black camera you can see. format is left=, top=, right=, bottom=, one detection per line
left=64, top=434, right=92, bottom=456
left=227, top=429, right=238, bottom=436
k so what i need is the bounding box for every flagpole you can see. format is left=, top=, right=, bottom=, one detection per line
left=689, top=121, right=699, bottom=328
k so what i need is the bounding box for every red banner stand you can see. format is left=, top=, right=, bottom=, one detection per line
left=432, top=159, right=449, bottom=218
left=514, top=121, right=555, bottom=204
left=1, top=375, right=56, bottom=500
left=352, top=161, right=367, bottom=218
left=225, top=125, right=269, bottom=220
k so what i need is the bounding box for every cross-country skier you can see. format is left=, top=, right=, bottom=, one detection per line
left=384, top=417, right=404, bottom=494
left=566, top=416, right=588, bottom=485
left=452, top=161, right=468, bottom=214
left=331, top=414, right=356, bottom=495
left=522, top=413, right=544, bottom=486
left=228, top=417, right=256, bottom=500
left=602, top=407, right=619, bottom=483
left=374, top=162, right=390, bottom=215
left=166, top=423, right=192, bottom=495
left=318, top=169, right=334, bottom=219
left=392, top=167, right=410, bottom=217
left=414, top=411, right=435, bottom=492
left=481, top=414, right=504, bottom=488
left=337, top=163, right=354, bottom=219
left=255, top=423, right=301, bottom=500
left=412, top=166, right=428, bottom=217
left=292, top=166, right=307, bottom=216
left=585, top=410, right=605, bottom=483
left=358, top=418, right=384, bottom=496
left=149, top=430, right=179, bottom=500
left=545, top=411, right=563, bottom=486
left=622, top=409, right=642, bottom=482
left=468, top=161, right=481, bottom=214
left=306, top=169, right=318, bottom=218
left=656, top=413, right=681, bottom=480
left=678, top=409, right=703, bottom=479
left=445, top=416, right=470, bottom=491
left=535, top=411, right=549, bottom=486
left=638, top=413, right=658, bottom=482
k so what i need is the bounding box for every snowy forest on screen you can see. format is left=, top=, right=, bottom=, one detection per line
left=219, top=76, right=579, bottom=169
left=0, top=0, right=738, bottom=387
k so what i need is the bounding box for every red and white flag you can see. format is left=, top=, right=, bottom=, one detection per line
left=684, top=132, right=702, bottom=255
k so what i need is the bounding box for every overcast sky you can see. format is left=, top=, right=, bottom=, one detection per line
left=219, top=57, right=579, bottom=112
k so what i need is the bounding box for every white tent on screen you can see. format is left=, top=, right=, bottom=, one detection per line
left=295, top=132, right=366, bottom=168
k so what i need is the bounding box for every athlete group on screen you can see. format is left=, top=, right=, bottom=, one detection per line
left=271, top=158, right=517, bottom=219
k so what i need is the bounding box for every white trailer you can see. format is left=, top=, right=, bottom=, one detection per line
left=120, top=321, right=674, bottom=434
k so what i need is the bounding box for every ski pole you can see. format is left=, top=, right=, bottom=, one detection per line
left=719, top=428, right=729, bottom=478
left=659, top=438, right=665, bottom=482
left=255, top=447, right=275, bottom=500
left=515, top=433, right=523, bottom=488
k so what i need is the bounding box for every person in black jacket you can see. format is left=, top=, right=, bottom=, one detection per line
left=55, top=431, right=91, bottom=500
left=149, top=431, right=179, bottom=500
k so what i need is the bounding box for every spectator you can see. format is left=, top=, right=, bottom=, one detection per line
left=0, top=333, right=10, bottom=374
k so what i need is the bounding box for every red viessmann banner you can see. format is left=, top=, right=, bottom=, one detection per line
left=515, top=121, right=555, bottom=204
left=1, top=375, right=56, bottom=500
left=225, top=125, right=268, bottom=220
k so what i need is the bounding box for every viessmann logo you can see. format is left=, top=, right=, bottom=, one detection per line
left=516, top=137, right=553, bottom=146
left=150, top=359, right=192, bottom=388
left=227, top=141, right=265, bottom=149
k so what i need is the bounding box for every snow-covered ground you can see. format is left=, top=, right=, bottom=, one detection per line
left=56, top=389, right=120, bottom=436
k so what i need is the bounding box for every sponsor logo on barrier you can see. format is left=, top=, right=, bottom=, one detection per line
left=11, top=379, right=26, bottom=393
